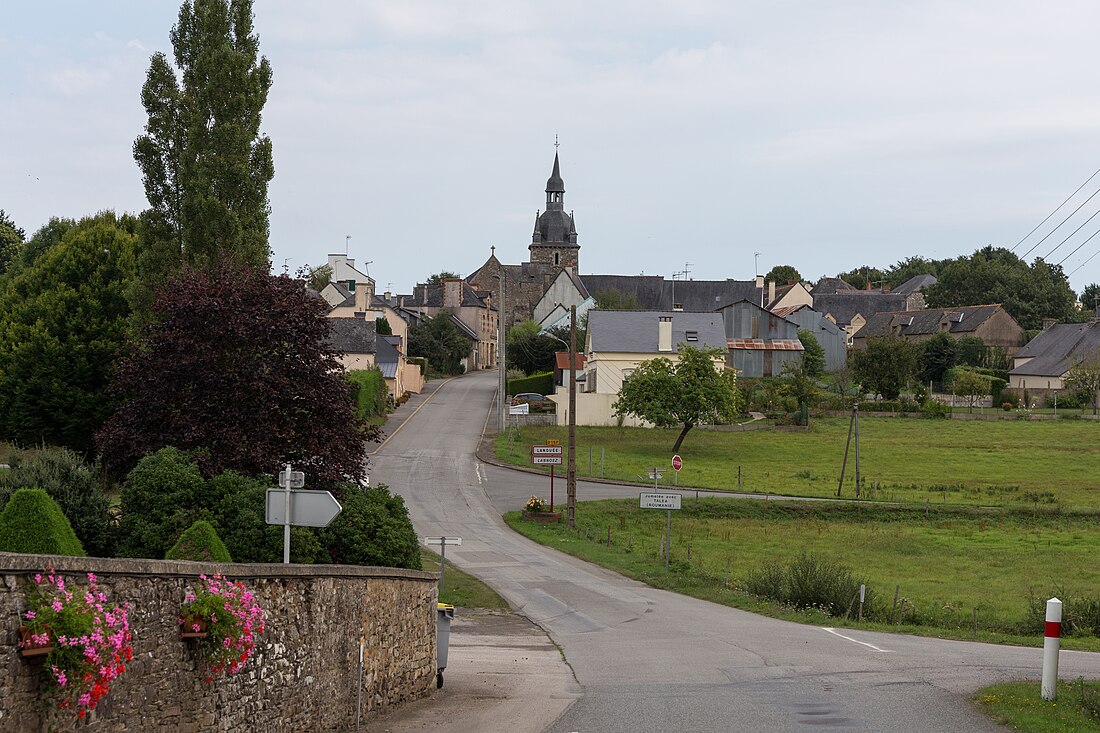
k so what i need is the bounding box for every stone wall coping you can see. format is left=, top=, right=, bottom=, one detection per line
left=0, top=552, right=437, bottom=582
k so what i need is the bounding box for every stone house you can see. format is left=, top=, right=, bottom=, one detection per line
left=406, top=278, right=498, bottom=371
left=1008, top=319, right=1100, bottom=392
left=812, top=275, right=935, bottom=346
left=851, top=304, right=1026, bottom=357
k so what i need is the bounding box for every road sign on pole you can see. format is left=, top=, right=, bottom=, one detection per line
left=267, top=463, right=342, bottom=564
left=672, top=455, right=683, bottom=471
left=532, top=445, right=563, bottom=455
left=423, top=537, right=462, bottom=595
left=640, top=492, right=682, bottom=574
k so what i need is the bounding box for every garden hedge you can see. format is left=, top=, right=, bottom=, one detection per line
left=508, top=371, right=554, bottom=397
left=348, top=368, right=388, bottom=418
left=165, top=519, right=233, bottom=562
left=0, top=488, right=85, bottom=556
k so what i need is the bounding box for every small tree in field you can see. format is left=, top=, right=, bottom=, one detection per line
left=1064, top=349, right=1100, bottom=415
left=849, top=334, right=918, bottom=400
left=98, top=264, right=378, bottom=483
left=613, top=344, right=741, bottom=453
left=951, top=369, right=989, bottom=413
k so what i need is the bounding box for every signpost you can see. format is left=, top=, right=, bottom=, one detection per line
left=423, top=536, right=462, bottom=594
left=266, top=464, right=343, bottom=564
left=640, top=491, right=682, bottom=573
left=532, top=444, right=563, bottom=510
left=672, top=454, right=683, bottom=485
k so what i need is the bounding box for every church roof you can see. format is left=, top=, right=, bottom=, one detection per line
left=546, top=152, right=564, bottom=192
left=535, top=208, right=576, bottom=244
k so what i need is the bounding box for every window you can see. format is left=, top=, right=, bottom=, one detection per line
left=685, top=330, right=698, bottom=342
left=554, top=252, right=560, bottom=265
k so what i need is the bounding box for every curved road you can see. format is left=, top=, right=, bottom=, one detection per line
left=371, top=370, right=1100, bottom=732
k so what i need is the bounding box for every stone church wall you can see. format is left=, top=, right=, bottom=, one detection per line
left=1, top=553, right=437, bottom=733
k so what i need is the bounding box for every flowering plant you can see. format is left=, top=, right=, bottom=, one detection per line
left=19, top=569, right=132, bottom=722
left=180, top=574, right=265, bottom=679
left=524, top=496, right=548, bottom=513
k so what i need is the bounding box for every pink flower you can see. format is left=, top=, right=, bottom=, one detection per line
left=24, top=610, right=35, bottom=619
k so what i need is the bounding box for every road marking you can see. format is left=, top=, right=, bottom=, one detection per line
left=821, top=627, right=893, bottom=653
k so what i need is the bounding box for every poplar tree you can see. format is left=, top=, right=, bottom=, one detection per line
left=134, top=0, right=274, bottom=279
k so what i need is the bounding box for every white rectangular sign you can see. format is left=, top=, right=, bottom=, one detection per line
left=266, top=488, right=343, bottom=527
left=531, top=445, right=563, bottom=455
left=532, top=455, right=563, bottom=465
left=640, top=492, right=682, bottom=510
left=424, top=537, right=462, bottom=546
left=509, top=403, right=530, bottom=414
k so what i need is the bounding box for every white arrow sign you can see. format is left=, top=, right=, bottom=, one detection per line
left=266, top=488, right=343, bottom=527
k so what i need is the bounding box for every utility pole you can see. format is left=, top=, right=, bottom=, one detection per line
left=567, top=305, right=578, bottom=528
left=497, top=272, right=507, bottom=433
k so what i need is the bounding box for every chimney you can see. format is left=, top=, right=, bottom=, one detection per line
left=755, top=274, right=764, bottom=290
left=443, top=278, right=462, bottom=309
left=355, top=280, right=369, bottom=312
left=1043, top=318, right=1057, bottom=330
left=767, top=280, right=776, bottom=306
left=658, top=316, right=673, bottom=352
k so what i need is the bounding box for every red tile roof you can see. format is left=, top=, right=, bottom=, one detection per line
left=555, top=352, right=587, bottom=369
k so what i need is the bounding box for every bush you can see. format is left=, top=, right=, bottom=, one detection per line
left=211, top=471, right=323, bottom=564
left=0, top=488, right=85, bottom=556
left=347, top=368, right=388, bottom=419
left=743, top=550, right=874, bottom=618
left=1025, top=589, right=1100, bottom=637
left=0, top=447, right=112, bottom=556
left=921, top=400, right=951, bottom=419
left=318, top=484, right=420, bottom=569
left=166, top=519, right=233, bottom=562
left=508, top=371, right=554, bottom=397
left=116, top=447, right=216, bottom=559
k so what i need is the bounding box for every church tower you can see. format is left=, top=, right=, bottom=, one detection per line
left=529, top=153, right=580, bottom=273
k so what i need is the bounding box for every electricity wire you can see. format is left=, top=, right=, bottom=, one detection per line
left=1044, top=206, right=1100, bottom=261
left=1013, top=167, right=1100, bottom=253
left=1020, top=174, right=1100, bottom=259
left=1057, top=224, right=1100, bottom=266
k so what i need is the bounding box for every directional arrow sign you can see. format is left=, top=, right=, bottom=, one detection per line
left=266, top=489, right=343, bottom=527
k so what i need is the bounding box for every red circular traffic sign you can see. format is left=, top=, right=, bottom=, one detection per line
left=671, top=455, right=683, bottom=471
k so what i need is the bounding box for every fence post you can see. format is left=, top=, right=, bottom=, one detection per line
left=1042, top=597, right=1062, bottom=700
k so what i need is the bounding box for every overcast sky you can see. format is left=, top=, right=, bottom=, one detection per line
left=5, top=1, right=1100, bottom=295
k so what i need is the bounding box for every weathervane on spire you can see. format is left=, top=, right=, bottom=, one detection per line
left=555, top=133, right=559, bottom=150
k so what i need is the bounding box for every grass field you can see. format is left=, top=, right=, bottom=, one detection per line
left=504, top=498, right=1100, bottom=649
left=978, top=681, right=1100, bottom=732
left=496, top=417, right=1100, bottom=509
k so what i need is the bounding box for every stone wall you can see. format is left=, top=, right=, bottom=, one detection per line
left=0, top=553, right=438, bottom=732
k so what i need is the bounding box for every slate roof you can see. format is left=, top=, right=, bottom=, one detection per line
left=410, top=280, right=493, bottom=309
left=854, top=304, right=1004, bottom=339
left=375, top=335, right=400, bottom=378
left=1009, top=322, right=1100, bottom=377
left=811, top=277, right=856, bottom=296
left=328, top=282, right=355, bottom=308
left=449, top=314, right=478, bottom=341
left=580, top=275, right=763, bottom=312
left=813, top=292, right=909, bottom=327
left=327, top=318, right=376, bottom=354
left=587, top=310, right=726, bottom=353
left=893, top=274, right=938, bottom=295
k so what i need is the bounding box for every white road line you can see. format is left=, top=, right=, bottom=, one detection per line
left=822, top=627, right=893, bottom=653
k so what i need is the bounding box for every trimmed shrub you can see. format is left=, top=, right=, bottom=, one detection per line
left=0, top=447, right=112, bottom=556
left=347, top=368, right=388, bottom=419
left=508, top=371, right=554, bottom=397
left=165, top=519, right=232, bottom=562
left=318, top=484, right=420, bottom=569
left=0, top=488, right=85, bottom=556
left=116, top=447, right=217, bottom=559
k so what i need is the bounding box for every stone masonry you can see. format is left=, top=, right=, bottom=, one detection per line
left=0, top=553, right=438, bottom=732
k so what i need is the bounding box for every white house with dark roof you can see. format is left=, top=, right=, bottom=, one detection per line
left=1009, top=320, right=1100, bottom=392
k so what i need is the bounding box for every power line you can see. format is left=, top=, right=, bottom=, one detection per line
left=1021, top=176, right=1100, bottom=260
left=1013, top=167, right=1100, bottom=253
left=1044, top=206, right=1100, bottom=261
left=1067, top=247, right=1100, bottom=278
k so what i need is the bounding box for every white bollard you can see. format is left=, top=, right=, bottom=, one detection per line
left=1041, top=597, right=1062, bottom=701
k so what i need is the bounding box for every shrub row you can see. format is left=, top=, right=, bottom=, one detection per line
left=508, top=371, right=554, bottom=397
left=347, top=368, right=388, bottom=419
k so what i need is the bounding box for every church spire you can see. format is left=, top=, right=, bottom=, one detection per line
left=545, top=153, right=565, bottom=209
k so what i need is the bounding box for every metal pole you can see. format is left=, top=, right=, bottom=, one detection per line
left=567, top=306, right=577, bottom=528
left=439, top=538, right=446, bottom=596
left=283, top=462, right=292, bottom=564
left=550, top=465, right=555, bottom=512
left=1042, top=597, right=1062, bottom=700
left=498, top=274, right=506, bottom=433
left=837, top=405, right=855, bottom=497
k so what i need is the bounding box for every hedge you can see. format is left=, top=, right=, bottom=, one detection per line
left=508, top=371, right=554, bottom=396
left=165, top=519, right=232, bottom=562
left=0, top=488, right=85, bottom=556
left=348, top=368, right=388, bottom=418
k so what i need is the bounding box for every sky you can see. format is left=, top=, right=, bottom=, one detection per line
left=5, top=1, right=1100, bottom=295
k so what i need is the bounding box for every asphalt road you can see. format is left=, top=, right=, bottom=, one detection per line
left=370, top=370, right=1100, bottom=732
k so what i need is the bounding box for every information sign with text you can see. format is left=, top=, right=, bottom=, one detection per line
left=640, top=492, right=682, bottom=510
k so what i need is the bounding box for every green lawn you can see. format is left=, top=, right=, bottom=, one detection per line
left=497, top=417, right=1100, bottom=509
left=978, top=681, right=1100, bottom=732
left=504, top=498, right=1100, bottom=649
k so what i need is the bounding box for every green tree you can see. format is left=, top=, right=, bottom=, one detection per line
left=0, top=488, right=85, bottom=557
left=594, top=288, right=643, bottom=310
left=951, top=369, right=989, bottom=413
left=1064, top=349, right=1100, bottom=415
left=0, top=212, right=138, bottom=452
left=885, top=256, right=944, bottom=288
left=956, top=335, right=987, bottom=367
left=318, top=484, right=420, bottom=569
left=507, top=320, right=558, bottom=375
left=849, top=334, right=918, bottom=400
left=297, top=263, right=332, bottom=292
left=16, top=217, right=76, bottom=273
left=408, top=311, right=470, bottom=375
left=766, top=264, right=802, bottom=284
left=426, top=271, right=461, bottom=285
left=836, top=265, right=886, bottom=291
left=1081, top=283, right=1100, bottom=315
left=781, top=358, right=818, bottom=426
left=165, top=519, right=233, bottom=562
left=924, top=247, right=1077, bottom=330
left=918, top=331, right=958, bottom=385
left=613, top=344, right=742, bottom=453
left=0, top=209, right=25, bottom=278
left=797, top=328, right=825, bottom=378
left=133, top=0, right=274, bottom=283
